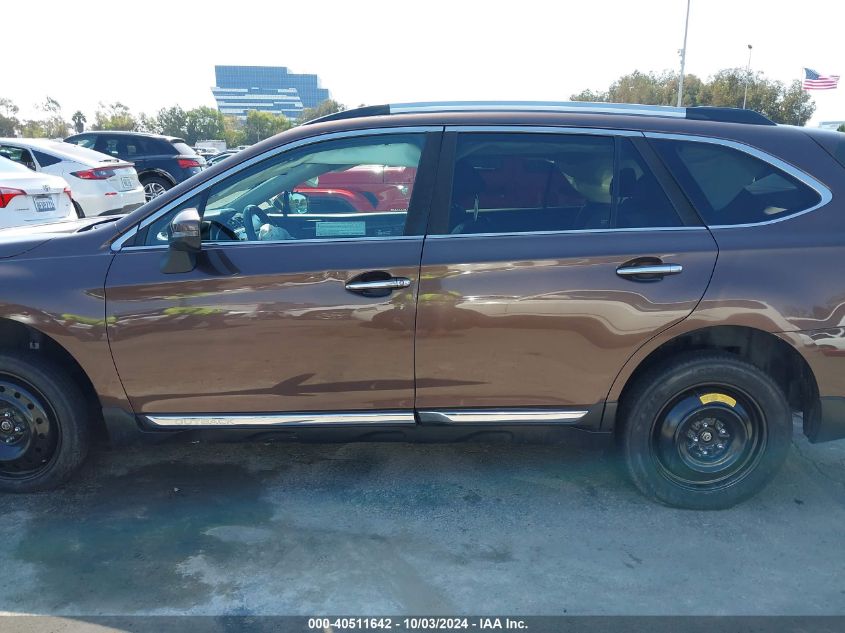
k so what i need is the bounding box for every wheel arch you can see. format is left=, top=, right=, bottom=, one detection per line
left=609, top=325, right=820, bottom=436
left=0, top=317, right=107, bottom=442
left=138, top=168, right=176, bottom=186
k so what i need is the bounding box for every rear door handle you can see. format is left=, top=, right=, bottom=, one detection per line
left=345, top=277, right=411, bottom=292
left=616, top=263, right=683, bottom=279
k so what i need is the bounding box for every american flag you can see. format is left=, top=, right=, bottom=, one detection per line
left=802, top=68, right=840, bottom=90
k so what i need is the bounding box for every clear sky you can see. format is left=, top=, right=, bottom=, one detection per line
left=4, top=0, right=844, bottom=125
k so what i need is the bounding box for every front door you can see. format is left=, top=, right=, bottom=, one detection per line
left=106, top=130, right=440, bottom=417
left=415, top=129, right=718, bottom=414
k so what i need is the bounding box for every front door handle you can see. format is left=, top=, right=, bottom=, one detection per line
left=345, top=277, right=411, bottom=292
left=616, top=263, right=683, bottom=280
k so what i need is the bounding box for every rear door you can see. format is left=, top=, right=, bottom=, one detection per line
left=414, top=128, right=718, bottom=418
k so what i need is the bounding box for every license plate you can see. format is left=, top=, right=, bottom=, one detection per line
left=120, top=177, right=133, bottom=189
left=34, top=196, right=55, bottom=212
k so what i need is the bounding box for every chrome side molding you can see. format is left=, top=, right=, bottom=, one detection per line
left=145, top=411, right=417, bottom=428
left=416, top=409, right=589, bottom=425
left=144, top=409, right=590, bottom=429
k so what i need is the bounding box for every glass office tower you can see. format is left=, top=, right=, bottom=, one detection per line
left=212, top=65, right=330, bottom=121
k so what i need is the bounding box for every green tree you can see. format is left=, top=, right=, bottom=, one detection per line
left=571, top=68, right=815, bottom=125
left=93, top=102, right=136, bottom=131
left=838, top=124, right=845, bottom=133
left=71, top=110, right=86, bottom=134
left=222, top=115, right=245, bottom=148
left=38, top=96, right=69, bottom=138
left=156, top=106, right=187, bottom=137
left=572, top=70, right=704, bottom=106
left=135, top=112, right=159, bottom=133
left=185, top=106, right=226, bottom=145
left=0, top=98, right=19, bottom=136
left=297, top=99, right=345, bottom=124
left=242, top=110, right=290, bottom=143
left=19, top=120, right=49, bottom=138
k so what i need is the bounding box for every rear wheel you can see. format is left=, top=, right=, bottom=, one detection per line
left=0, top=353, right=89, bottom=492
left=141, top=175, right=171, bottom=201
left=620, top=352, right=791, bottom=509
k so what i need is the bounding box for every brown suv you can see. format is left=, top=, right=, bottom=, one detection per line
left=1, top=101, right=843, bottom=508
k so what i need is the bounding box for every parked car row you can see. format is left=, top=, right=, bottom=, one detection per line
left=0, top=131, right=213, bottom=229
left=64, top=132, right=206, bottom=201
left=0, top=156, right=77, bottom=228
left=0, top=138, right=145, bottom=217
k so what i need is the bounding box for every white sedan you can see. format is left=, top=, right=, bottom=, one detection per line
left=0, top=157, right=76, bottom=229
left=0, top=138, right=145, bottom=217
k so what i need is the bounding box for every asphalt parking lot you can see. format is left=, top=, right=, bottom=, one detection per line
left=1, top=421, right=844, bottom=618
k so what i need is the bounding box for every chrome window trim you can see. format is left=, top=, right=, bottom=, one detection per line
left=426, top=226, right=707, bottom=240
left=643, top=132, right=833, bottom=228
left=123, top=235, right=424, bottom=253
left=394, top=101, right=686, bottom=118
left=146, top=411, right=416, bottom=428
left=444, top=125, right=642, bottom=137
left=110, top=125, right=443, bottom=252
left=417, top=409, right=589, bottom=425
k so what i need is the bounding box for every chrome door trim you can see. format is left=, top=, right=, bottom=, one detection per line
left=444, top=125, right=643, bottom=137
left=145, top=411, right=417, bottom=428
left=417, top=409, right=589, bottom=425
left=643, top=132, right=833, bottom=227
left=110, top=125, right=443, bottom=252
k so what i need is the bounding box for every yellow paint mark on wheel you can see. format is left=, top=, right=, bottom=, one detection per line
left=699, top=393, right=737, bottom=408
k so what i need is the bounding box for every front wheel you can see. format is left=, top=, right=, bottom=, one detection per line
left=0, top=352, right=89, bottom=492
left=141, top=176, right=171, bottom=202
left=620, top=352, right=792, bottom=509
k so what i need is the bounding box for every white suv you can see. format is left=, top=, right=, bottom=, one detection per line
left=0, top=139, right=145, bottom=217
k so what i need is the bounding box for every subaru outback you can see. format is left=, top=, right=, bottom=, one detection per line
left=1, top=101, right=843, bottom=509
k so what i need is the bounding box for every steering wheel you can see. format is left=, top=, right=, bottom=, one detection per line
left=205, top=220, right=240, bottom=242
left=243, top=204, right=272, bottom=241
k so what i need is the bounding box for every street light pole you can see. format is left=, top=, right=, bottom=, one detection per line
left=677, top=0, right=691, bottom=107
left=742, top=44, right=753, bottom=109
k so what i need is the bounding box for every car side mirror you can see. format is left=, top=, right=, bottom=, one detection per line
left=161, top=208, right=201, bottom=274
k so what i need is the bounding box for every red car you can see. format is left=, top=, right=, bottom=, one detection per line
left=295, top=165, right=416, bottom=213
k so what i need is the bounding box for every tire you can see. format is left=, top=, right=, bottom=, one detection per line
left=0, top=352, right=89, bottom=493
left=72, top=199, right=85, bottom=218
left=141, top=175, right=172, bottom=202
left=620, top=351, right=791, bottom=510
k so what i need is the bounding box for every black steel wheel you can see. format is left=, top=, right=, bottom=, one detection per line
left=0, top=353, right=88, bottom=492
left=621, top=352, right=791, bottom=509
left=0, top=379, right=60, bottom=478
left=651, top=385, right=766, bottom=490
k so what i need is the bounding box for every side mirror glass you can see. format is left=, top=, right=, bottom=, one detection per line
left=161, top=208, right=201, bottom=274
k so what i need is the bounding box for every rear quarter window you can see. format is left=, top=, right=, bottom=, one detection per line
left=32, top=150, right=62, bottom=167
left=651, top=138, right=822, bottom=226
left=170, top=141, right=196, bottom=156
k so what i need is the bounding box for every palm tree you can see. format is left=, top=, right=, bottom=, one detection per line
left=71, top=111, right=86, bottom=134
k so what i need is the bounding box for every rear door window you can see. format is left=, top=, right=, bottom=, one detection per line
left=650, top=139, right=822, bottom=226
left=437, top=133, right=682, bottom=235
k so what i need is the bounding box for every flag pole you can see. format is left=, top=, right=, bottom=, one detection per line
left=677, top=0, right=691, bottom=107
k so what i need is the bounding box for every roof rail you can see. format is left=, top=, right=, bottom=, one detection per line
left=306, top=101, right=775, bottom=126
